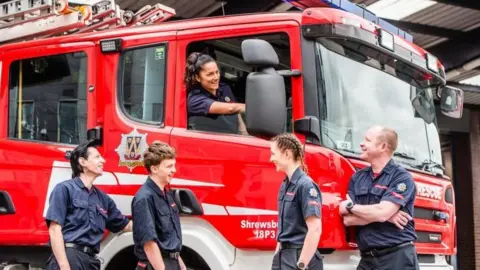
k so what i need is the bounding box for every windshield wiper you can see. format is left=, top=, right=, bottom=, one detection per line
left=393, top=152, right=416, bottom=160
left=414, top=160, right=445, bottom=174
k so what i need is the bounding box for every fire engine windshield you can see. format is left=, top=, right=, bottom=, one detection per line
left=315, top=38, right=443, bottom=173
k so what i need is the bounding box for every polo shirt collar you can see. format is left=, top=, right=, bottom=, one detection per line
left=284, top=166, right=303, bottom=184
left=369, top=159, right=396, bottom=178
left=73, top=177, right=97, bottom=194
left=193, top=84, right=224, bottom=98
left=146, top=177, right=166, bottom=197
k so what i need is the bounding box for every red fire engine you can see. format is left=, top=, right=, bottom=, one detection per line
left=0, top=0, right=464, bottom=269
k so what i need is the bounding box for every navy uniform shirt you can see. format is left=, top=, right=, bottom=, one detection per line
left=45, top=177, right=129, bottom=252
left=187, top=82, right=236, bottom=117
left=132, top=177, right=182, bottom=262
left=348, top=159, right=417, bottom=251
left=187, top=83, right=239, bottom=134
left=277, top=167, right=322, bottom=244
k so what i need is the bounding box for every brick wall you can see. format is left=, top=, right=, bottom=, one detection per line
left=470, top=111, right=480, bottom=270
left=452, top=131, right=475, bottom=270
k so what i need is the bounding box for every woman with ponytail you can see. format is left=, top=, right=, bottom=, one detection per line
left=270, top=133, right=323, bottom=270
left=185, top=52, right=248, bottom=135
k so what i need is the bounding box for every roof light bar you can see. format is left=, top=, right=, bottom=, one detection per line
left=284, top=0, right=413, bottom=42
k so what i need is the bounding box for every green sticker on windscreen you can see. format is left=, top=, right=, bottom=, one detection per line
left=155, top=47, right=165, bottom=60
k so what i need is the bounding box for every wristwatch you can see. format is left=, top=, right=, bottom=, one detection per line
left=346, top=201, right=355, bottom=214
left=297, top=261, right=306, bottom=270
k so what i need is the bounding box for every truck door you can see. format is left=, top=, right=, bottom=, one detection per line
left=171, top=21, right=302, bottom=250
left=93, top=33, right=176, bottom=216
left=0, top=42, right=96, bottom=243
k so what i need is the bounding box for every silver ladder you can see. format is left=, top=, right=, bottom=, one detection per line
left=0, top=0, right=175, bottom=44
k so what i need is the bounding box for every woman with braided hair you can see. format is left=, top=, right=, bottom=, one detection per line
left=185, top=52, right=248, bottom=135
left=270, top=133, right=323, bottom=270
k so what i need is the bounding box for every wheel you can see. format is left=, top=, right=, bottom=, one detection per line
left=54, top=0, right=69, bottom=15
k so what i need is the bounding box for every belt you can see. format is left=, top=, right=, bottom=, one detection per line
left=161, top=251, right=180, bottom=259
left=361, top=242, right=413, bottom=257
left=65, top=243, right=97, bottom=255
left=280, top=243, right=303, bottom=249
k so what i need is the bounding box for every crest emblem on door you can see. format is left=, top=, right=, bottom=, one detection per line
left=115, top=128, right=148, bottom=171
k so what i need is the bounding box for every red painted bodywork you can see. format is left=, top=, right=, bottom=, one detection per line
left=0, top=6, right=454, bottom=259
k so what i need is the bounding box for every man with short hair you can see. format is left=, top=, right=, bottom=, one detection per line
left=131, top=141, right=186, bottom=270
left=339, top=126, right=419, bottom=270
left=45, top=140, right=132, bottom=270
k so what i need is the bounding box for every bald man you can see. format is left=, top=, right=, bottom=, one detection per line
left=339, top=126, right=419, bottom=270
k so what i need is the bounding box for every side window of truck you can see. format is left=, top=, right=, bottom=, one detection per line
left=120, top=44, right=167, bottom=124
left=8, top=52, right=87, bottom=144
left=186, top=33, right=293, bottom=135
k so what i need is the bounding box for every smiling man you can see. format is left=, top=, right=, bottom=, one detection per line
left=339, top=126, right=419, bottom=270
left=45, top=140, right=132, bottom=270
left=131, top=141, right=186, bottom=270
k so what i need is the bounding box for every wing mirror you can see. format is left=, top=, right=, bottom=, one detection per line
left=172, top=189, right=203, bottom=215
left=294, top=116, right=321, bottom=142
left=437, top=85, right=464, bottom=119
left=412, top=89, right=436, bottom=124
left=241, top=39, right=286, bottom=137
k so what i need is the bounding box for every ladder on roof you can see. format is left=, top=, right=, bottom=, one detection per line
left=0, top=0, right=175, bottom=44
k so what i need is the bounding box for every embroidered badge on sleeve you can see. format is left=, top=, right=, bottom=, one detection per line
left=397, top=183, right=407, bottom=193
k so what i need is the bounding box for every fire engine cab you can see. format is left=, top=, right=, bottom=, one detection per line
left=0, top=0, right=464, bottom=269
